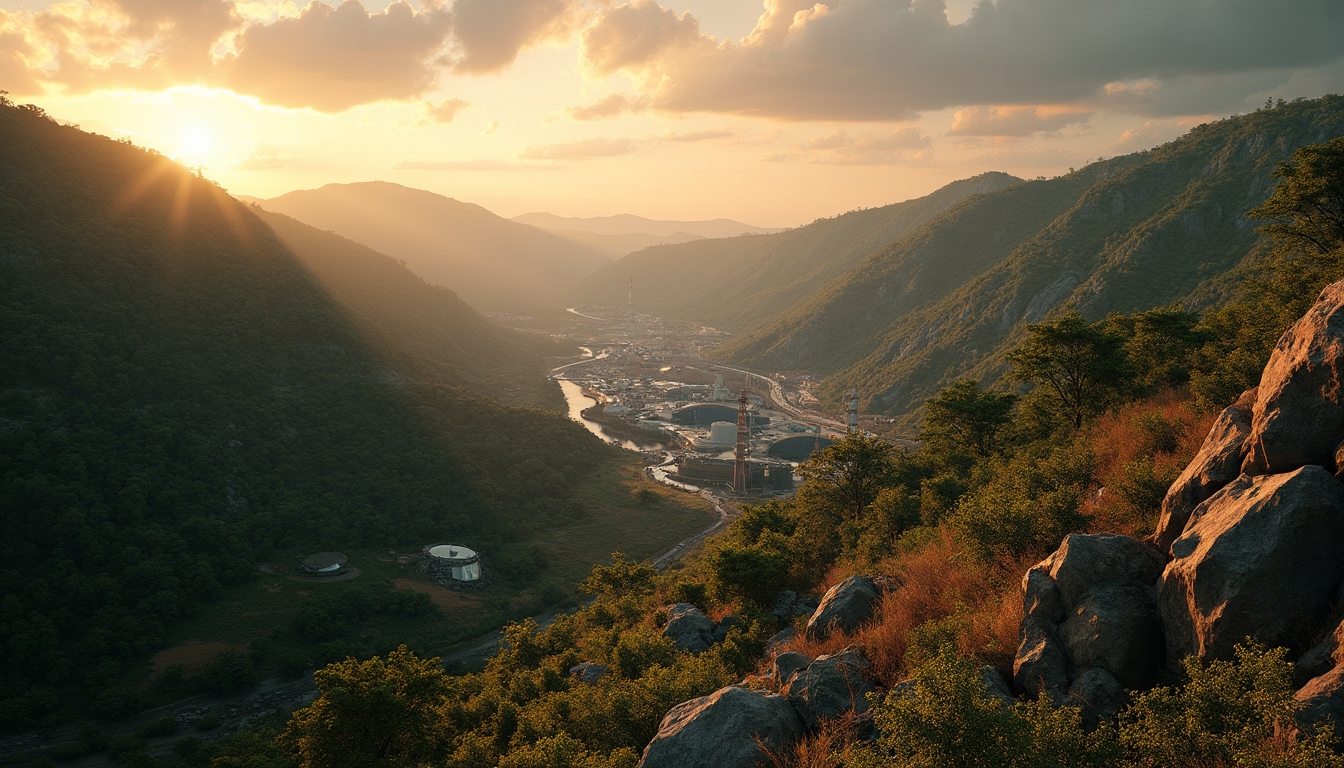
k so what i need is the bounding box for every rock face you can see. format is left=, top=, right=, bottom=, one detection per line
left=805, top=576, right=880, bottom=640
left=1297, top=665, right=1344, bottom=736
left=1153, top=389, right=1255, bottom=553
left=663, top=603, right=717, bottom=653
left=1159, top=466, right=1344, bottom=662
left=1066, top=668, right=1126, bottom=730
left=771, top=652, right=811, bottom=685
left=1297, top=615, right=1344, bottom=683
left=713, top=615, right=739, bottom=644
left=1241, top=281, right=1344, bottom=476
left=569, top=662, right=609, bottom=685
left=981, top=666, right=1017, bottom=707
left=783, top=646, right=876, bottom=727
left=1014, top=534, right=1166, bottom=706
left=771, top=590, right=798, bottom=621
left=638, top=686, right=805, bottom=768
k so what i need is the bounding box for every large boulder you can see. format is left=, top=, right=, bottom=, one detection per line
left=1296, top=665, right=1344, bottom=736
left=1014, top=533, right=1166, bottom=701
left=638, top=686, right=805, bottom=768
left=783, top=646, right=876, bottom=727
left=1241, top=281, right=1344, bottom=476
left=805, top=576, right=880, bottom=640
left=1160, top=466, right=1344, bottom=662
left=1297, top=615, right=1344, bottom=683
left=663, top=603, right=716, bottom=653
left=1153, top=389, right=1256, bottom=553
left=770, top=652, right=812, bottom=685
left=1066, top=668, right=1126, bottom=730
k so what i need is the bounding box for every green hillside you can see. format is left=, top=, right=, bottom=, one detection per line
left=258, top=182, right=612, bottom=311
left=575, top=172, right=1022, bottom=332
left=0, top=102, right=706, bottom=728
left=719, top=96, right=1344, bottom=420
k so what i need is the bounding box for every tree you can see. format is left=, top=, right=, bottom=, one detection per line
left=795, top=433, right=899, bottom=521
left=579, top=552, right=657, bottom=598
left=1006, top=311, right=1129, bottom=430
left=279, top=646, right=453, bottom=768
left=1104, top=307, right=1207, bottom=393
left=921, top=380, right=1017, bottom=458
left=1248, top=136, right=1344, bottom=259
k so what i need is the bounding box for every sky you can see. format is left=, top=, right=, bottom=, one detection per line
left=1, top=0, right=1342, bottom=227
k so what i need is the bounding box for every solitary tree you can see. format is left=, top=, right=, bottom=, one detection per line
left=921, top=380, right=1017, bottom=457
left=796, top=432, right=898, bottom=521
left=1006, top=311, right=1129, bottom=430
left=1249, top=136, right=1344, bottom=258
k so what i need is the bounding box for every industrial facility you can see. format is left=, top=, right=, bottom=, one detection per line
left=424, top=543, right=482, bottom=583
left=300, top=552, right=350, bottom=577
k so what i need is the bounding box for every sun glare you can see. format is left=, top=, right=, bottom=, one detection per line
left=180, top=126, right=212, bottom=156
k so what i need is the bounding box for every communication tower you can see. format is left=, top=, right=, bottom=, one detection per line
left=733, top=389, right=749, bottom=494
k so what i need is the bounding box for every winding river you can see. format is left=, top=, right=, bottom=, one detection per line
left=557, top=379, right=662, bottom=452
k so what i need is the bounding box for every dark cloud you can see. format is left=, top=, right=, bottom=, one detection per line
left=582, top=0, right=1344, bottom=120
left=518, top=136, right=636, bottom=158
left=450, top=0, right=579, bottom=74
left=948, top=106, right=1092, bottom=136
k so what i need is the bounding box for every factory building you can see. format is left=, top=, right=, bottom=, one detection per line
left=767, top=435, right=835, bottom=461
left=301, top=552, right=350, bottom=577
left=673, top=456, right=793, bottom=493
left=671, top=403, right=770, bottom=427
left=424, top=544, right=482, bottom=582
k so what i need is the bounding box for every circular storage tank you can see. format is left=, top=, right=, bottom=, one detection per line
left=708, top=421, right=737, bottom=445
left=767, top=435, right=835, bottom=461
left=428, top=544, right=481, bottom=582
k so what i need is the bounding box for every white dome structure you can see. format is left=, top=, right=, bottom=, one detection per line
left=426, top=544, right=481, bottom=582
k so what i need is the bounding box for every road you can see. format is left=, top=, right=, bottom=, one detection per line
left=707, top=362, right=848, bottom=434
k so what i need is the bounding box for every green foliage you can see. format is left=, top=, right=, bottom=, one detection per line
left=795, top=433, right=902, bottom=521
left=1104, top=307, right=1208, bottom=394
left=204, top=651, right=260, bottom=696
left=579, top=553, right=657, bottom=599
left=705, top=536, right=790, bottom=605
left=1006, top=311, right=1130, bottom=430
left=921, top=380, right=1018, bottom=458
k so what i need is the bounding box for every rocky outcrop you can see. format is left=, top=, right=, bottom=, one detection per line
left=771, top=652, right=811, bottom=685
left=569, top=662, right=609, bottom=685
left=713, top=615, right=739, bottom=644
left=1159, top=466, right=1344, bottom=662
left=1241, top=281, right=1344, bottom=476
left=766, top=627, right=797, bottom=652
left=1066, top=668, right=1126, bottom=729
left=805, top=576, right=880, bottom=640
left=1014, top=534, right=1165, bottom=707
left=981, top=666, right=1017, bottom=708
left=638, top=686, right=805, bottom=768
left=1297, top=615, right=1344, bottom=683
left=782, top=647, right=876, bottom=727
left=663, top=603, right=716, bottom=653
left=1297, top=665, right=1344, bottom=736
left=1153, top=388, right=1255, bottom=553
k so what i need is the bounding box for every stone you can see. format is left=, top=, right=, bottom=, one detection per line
left=713, top=615, right=739, bottom=644
left=1297, top=617, right=1344, bottom=684
left=1297, top=664, right=1344, bottom=737
left=1066, top=668, right=1126, bottom=729
left=981, top=666, right=1017, bottom=707
left=766, top=627, right=797, bottom=653
left=1153, top=389, right=1255, bottom=553
left=770, top=652, right=812, bottom=686
left=794, top=595, right=821, bottom=617
left=1058, top=584, right=1165, bottom=689
left=1241, top=280, right=1344, bottom=476
left=805, top=576, right=880, bottom=641
left=771, top=590, right=798, bottom=621
left=1022, top=568, right=1065, bottom=624
left=569, top=662, right=610, bottom=685
left=663, top=603, right=716, bottom=653
left=1013, top=617, right=1069, bottom=704
left=1160, top=466, right=1344, bottom=662
left=783, top=646, right=876, bottom=727
left=1038, top=533, right=1165, bottom=609
left=638, top=686, right=805, bottom=768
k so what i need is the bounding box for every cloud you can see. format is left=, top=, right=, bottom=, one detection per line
left=658, top=127, right=734, bottom=142
left=450, top=0, right=581, bottom=74
left=565, top=92, right=646, bottom=120
left=230, top=141, right=284, bottom=170
left=581, top=0, right=1344, bottom=121
left=949, top=106, right=1093, bottom=137
left=803, top=127, right=930, bottom=164
left=395, top=159, right=523, bottom=170
left=518, top=136, right=635, bottom=159
left=481, top=119, right=499, bottom=135
left=423, top=97, right=471, bottom=123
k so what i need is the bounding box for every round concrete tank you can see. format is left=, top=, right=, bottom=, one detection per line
left=427, top=544, right=481, bottom=582
left=709, top=421, right=737, bottom=445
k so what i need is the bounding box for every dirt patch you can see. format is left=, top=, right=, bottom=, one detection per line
left=150, top=641, right=245, bottom=677
left=394, top=579, right=483, bottom=611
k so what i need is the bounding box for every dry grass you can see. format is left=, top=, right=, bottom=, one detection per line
left=761, top=711, right=865, bottom=768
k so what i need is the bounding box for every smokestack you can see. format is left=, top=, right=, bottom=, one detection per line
left=733, top=388, right=749, bottom=494
left=847, top=389, right=859, bottom=434
left=627, top=277, right=634, bottom=338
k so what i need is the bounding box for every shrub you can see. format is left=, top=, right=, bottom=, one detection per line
left=203, top=651, right=259, bottom=696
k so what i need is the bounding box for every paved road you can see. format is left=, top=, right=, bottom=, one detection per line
left=707, top=362, right=848, bottom=433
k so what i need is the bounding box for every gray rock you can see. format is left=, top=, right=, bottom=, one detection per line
left=783, top=646, right=876, bottom=727
left=794, top=595, right=820, bottom=616
left=771, top=590, right=798, bottom=621
left=1066, top=668, right=1126, bottom=729
left=1022, top=568, right=1065, bottom=624
left=663, top=603, right=716, bottom=653
left=1160, top=466, right=1344, bottom=662
left=713, top=615, right=739, bottom=644
left=1297, top=617, right=1344, bottom=683
left=1242, top=280, right=1344, bottom=476
left=1058, top=584, right=1164, bottom=689
left=1013, top=617, right=1069, bottom=704
left=1153, top=389, right=1255, bottom=553
left=771, top=652, right=812, bottom=686
left=1297, top=664, right=1344, bottom=737
left=638, top=686, right=805, bottom=768
left=981, top=666, right=1017, bottom=707
left=805, top=576, right=880, bottom=641
left=1039, top=533, right=1165, bottom=608
left=766, top=627, right=796, bottom=653
left=569, top=662, right=610, bottom=685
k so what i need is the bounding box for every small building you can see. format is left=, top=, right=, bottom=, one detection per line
left=301, top=552, right=350, bottom=577
left=425, top=544, right=482, bottom=582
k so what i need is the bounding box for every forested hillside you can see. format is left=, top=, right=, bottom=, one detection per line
left=575, top=172, right=1021, bottom=332
left=719, top=96, right=1344, bottom=419
left=257, top=182, right=611, bottom=311
left=0, top=101, right=645, bottom=728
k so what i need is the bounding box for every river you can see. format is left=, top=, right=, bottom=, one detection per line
left=557, top=379, right=662, bottom=452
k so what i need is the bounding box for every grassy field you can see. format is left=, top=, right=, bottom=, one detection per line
left=133, top=453, right=713, bottom=691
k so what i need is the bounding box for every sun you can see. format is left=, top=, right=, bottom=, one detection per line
left=180, top=126, right=212, bottom=156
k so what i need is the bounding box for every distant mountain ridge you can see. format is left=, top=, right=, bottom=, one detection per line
left=512, top=211, right=781, bottom=238
left=542, top=227, right=706, bottom=259
left=574, top=172, right=1023, bottom=332
left=719, top=95, right=1344, bottom=421
left=256, top=182, right=612, bottom=310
